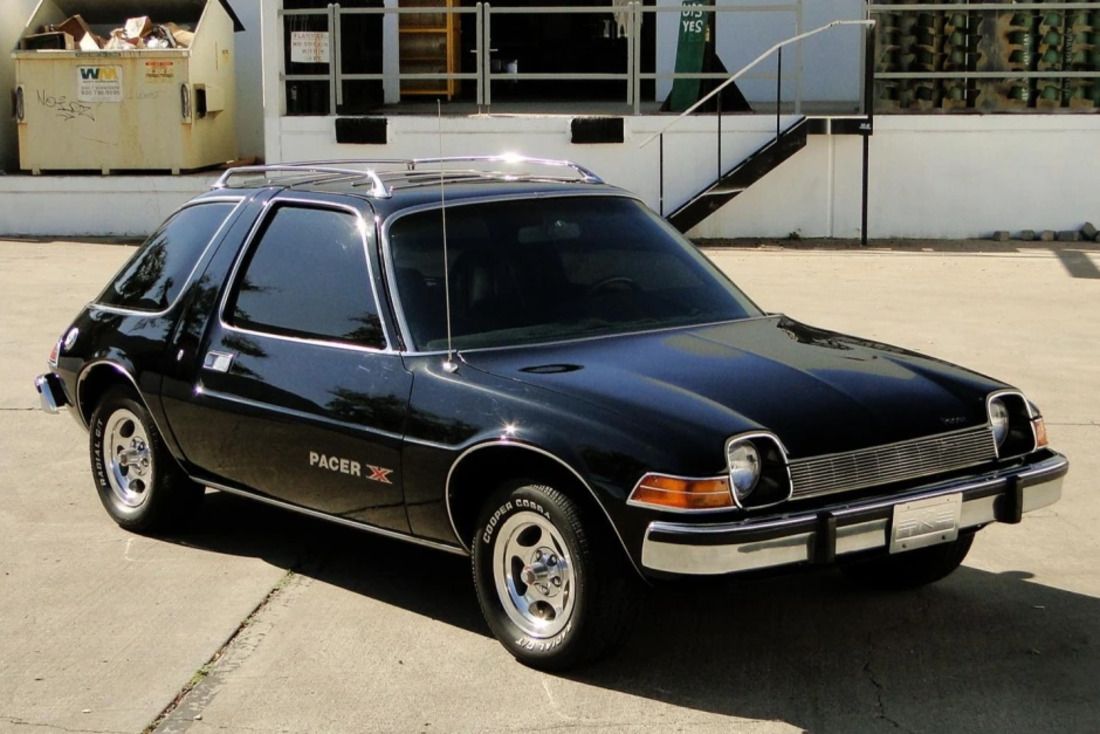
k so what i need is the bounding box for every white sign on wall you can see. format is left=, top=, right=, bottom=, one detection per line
left=76, top=66, right=123, bottom=102
left=290, top=32, right=330, bottom=64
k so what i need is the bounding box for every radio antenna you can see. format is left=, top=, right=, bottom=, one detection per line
left=438, top=100, right=458, bottom=374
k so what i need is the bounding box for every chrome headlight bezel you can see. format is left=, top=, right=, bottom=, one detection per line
left=724, top=431, right=793, bottom=510
left=986, top=389, right=1041, bottom=459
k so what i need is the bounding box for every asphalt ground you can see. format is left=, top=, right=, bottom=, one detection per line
left=1, top=239, right=1097, bottom=734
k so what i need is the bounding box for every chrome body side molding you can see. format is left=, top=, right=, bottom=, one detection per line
left=202, top=478, right=468, bottom=556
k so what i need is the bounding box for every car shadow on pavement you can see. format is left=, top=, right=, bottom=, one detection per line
left=161, top=490, right=1097, bottom=732
left=161, top=490, right=489, bottom=637
left=571, top=567, right=1099, bottom=731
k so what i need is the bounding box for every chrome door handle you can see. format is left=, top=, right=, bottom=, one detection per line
left=202, top=350, right=234, bottom=373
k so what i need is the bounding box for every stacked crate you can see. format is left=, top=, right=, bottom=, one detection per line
left=1061, top=8, right=1095, bottom=108
left=872, top=0, right=1098, bottom=112
left=874, top=7, right=910, bottom=110
left=910, top=9, right=945, bottom=109
left=975, top=9, right=1035, bottom=110
left=1036, top=7, right=1066, bottom=107
left=941, top=7, right=979, bottom=109
left=875, top=2, right=947, bottom=111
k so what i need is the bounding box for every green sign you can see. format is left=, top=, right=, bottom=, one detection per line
left=666, top=0, right=709, bottom=112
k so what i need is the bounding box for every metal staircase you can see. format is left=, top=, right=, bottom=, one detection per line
left=668, top=116, right=810, bottom=233
left=640, top=18, right=876, bottom=237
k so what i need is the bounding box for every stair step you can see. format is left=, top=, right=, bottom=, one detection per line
left=668, top=117, right=812, bottom=232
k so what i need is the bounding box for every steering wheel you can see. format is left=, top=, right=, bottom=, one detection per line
left=585, top=276, right=641, bottom=296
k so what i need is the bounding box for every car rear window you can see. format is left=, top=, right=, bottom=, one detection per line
left=388, top=196, right=762, bottom=350
left=98, top=202, right=237, bottom=312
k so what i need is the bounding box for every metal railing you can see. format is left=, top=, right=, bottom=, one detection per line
left=635, top=19, right=876, bottom=224
left=278, top=1, right=847, bottom=115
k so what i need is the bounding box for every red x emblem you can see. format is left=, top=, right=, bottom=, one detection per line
left=366, top=464, right=393, bottom=484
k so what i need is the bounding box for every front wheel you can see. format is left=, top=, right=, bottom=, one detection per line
left=472, top=481, right=638, bottom=670
left=841, top=532, right=975, bottom=590
left=89, top=388, right=203, bottom=533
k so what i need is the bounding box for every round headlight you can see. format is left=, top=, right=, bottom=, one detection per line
left=989, top=398, right=1010, bottom=447
left=728, top=441, right=761, bottom=500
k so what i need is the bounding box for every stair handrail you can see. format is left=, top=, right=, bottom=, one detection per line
left=638, top=18, right=877, bottom=149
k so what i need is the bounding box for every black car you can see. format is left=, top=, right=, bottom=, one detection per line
left=36, top=157, right=1068, bottom=669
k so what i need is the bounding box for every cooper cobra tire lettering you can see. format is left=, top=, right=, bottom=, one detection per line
left=480, top=500, right=514, bottom=545
left=472, top=481, right=640, bottom=670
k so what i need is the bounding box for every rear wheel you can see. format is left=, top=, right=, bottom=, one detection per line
left=89, top=388, right=202, bottom=533
left=472, top=481, right=639, bottom=670
left=841, top=532, right=975, bottom=590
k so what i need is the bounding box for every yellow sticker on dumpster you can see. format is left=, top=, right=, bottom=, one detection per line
left=77, top=66, right=123, bottom=102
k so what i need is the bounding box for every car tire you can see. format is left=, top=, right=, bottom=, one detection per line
left=841, top=532, right=975, bottom=590
left=472, top=481, right=639, bottom=670
left=89, top=388, right=203, bottom=533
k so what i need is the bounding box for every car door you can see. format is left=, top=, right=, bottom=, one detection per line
left=167, top=195, right=413, bottom=532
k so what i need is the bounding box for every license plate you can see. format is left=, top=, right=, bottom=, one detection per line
left=889, top=494, right=962, bottom=554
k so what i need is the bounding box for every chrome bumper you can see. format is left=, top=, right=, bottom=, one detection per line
left=34, top=373, right=69, bottom=414
left=641, top=453, right=1069, bottom=576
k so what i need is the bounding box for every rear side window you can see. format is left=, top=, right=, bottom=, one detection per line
left=227, top=206, right=385, bottom=349
left=98, top=202, right=236, bottom=312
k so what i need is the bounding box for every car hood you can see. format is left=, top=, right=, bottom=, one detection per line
left=459, top=316, right=1005, bottom=459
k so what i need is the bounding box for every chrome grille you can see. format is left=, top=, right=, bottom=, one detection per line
left=788, top=426, right=996, bottom=500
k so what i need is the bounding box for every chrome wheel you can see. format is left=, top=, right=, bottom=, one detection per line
left=101, top=408, right=154, bottom=509
left=492, top=511, right=576, bottom=638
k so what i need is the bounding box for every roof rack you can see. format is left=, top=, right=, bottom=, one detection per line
left=212, top=165, right=390, bottom=197
left=211, top=155, right=604, bottom=194
left=408, top=156, right=604, bottom=184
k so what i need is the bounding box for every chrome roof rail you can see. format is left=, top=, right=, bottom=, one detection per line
left=211, top=164, right=391, bottom=198
left=271, top=155, right=604, bottom=184
left=211, top=156, right=604, bottom=193
left=408, top=155, right=604, bottom=184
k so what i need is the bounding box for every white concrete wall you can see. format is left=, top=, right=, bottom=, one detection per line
left=0, top=174, right=214, bottom=237
left=0, top=0, right=265, bottom=172
left=269, top=114, right=793, bottom=218
left=690, top=115, right=1100, bottom=239
left=5, top=115, right=1098, bottom=239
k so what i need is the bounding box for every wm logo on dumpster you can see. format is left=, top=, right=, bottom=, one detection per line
left=79, top=67, right=119, bottom=81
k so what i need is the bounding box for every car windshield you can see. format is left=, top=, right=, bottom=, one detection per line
left=388, top=196, right=762, bottom=351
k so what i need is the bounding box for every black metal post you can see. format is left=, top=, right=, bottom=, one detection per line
left=717, top=90, right=722, bottom=180
left=659, top=133, right=665, bottom=217
left=860, top=23, right=876, bottom=247
left=776, top=46, right=782, bottom=140
left=861, top=134, right=870, bottom=247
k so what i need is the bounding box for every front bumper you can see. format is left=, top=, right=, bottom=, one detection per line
left=641, top=452, right=1069, bottom=575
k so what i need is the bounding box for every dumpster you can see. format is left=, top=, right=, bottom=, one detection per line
left=12, top=0, right=244, bottom=174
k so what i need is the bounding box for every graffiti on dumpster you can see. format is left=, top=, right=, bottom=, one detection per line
left=36, top=90, right=95, bottom=122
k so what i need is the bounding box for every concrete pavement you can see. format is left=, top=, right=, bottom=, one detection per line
left=1, top=238, right=1097, bottom=733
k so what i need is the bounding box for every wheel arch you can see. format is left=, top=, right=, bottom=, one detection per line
left=445, top=441, right=642, bottom=578
left=76, top=361, right=149, bottom=427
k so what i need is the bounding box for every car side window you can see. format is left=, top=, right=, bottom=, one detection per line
left=226, top=205, right=385, bottom=349
left=98, top=202, right=237, bottom=312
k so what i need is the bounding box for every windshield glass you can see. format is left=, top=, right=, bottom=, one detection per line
left=388, top=196, right=762, bottom=350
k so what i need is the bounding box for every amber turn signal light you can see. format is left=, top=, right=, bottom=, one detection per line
left=1032, top=417, right=1048, bottom=448
left=628, top=474, right=734, bottom=511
